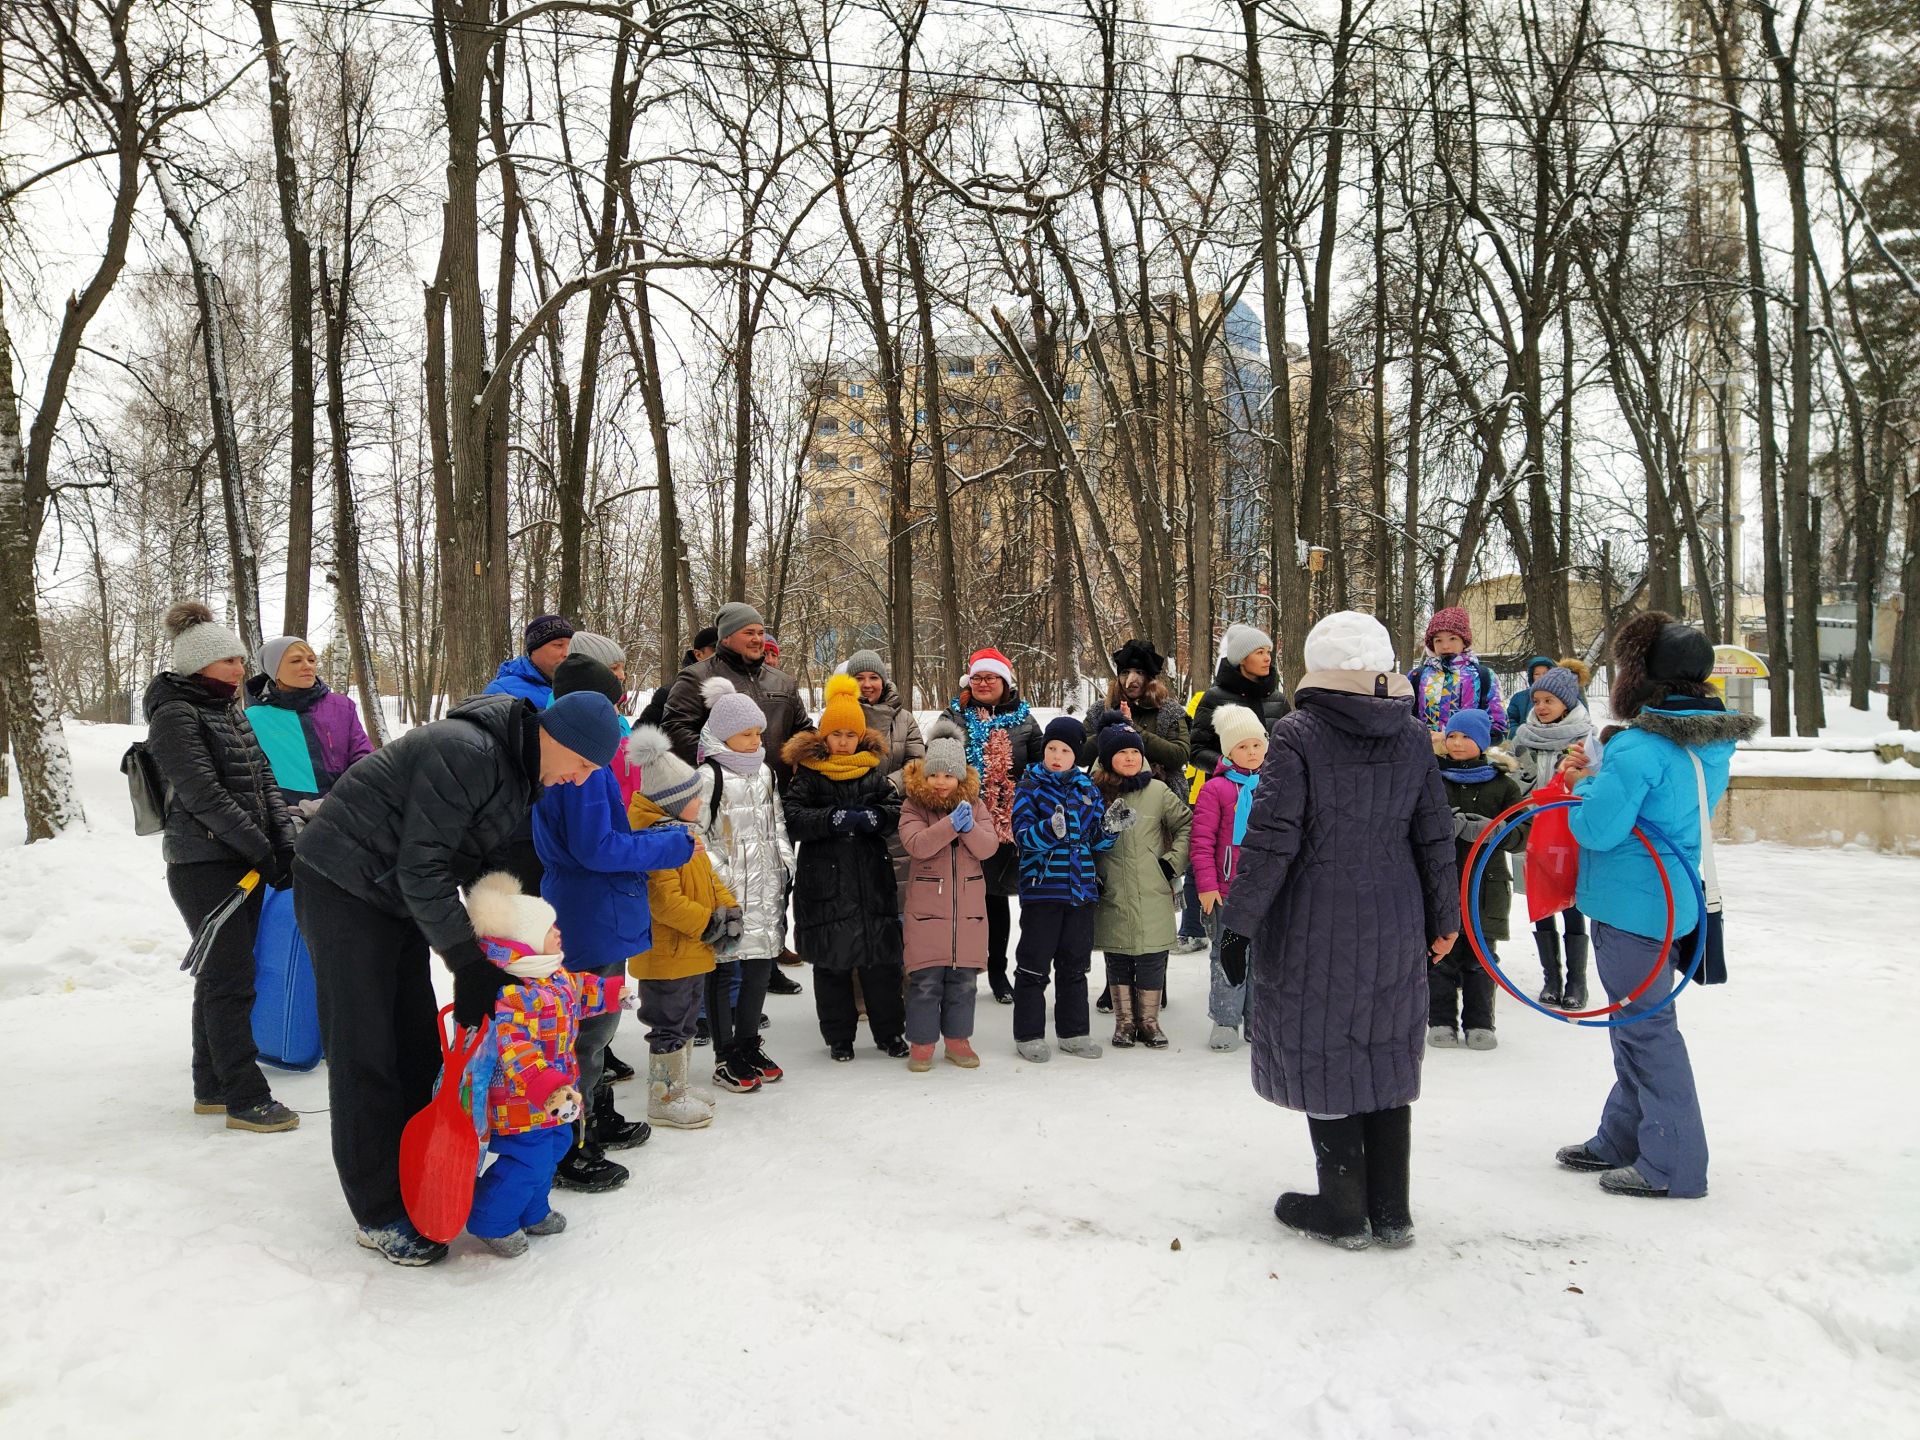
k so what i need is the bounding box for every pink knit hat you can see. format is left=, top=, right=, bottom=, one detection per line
left=1424, top=606, right=1472, bottom=650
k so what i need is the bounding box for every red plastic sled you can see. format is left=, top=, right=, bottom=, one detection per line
left=399, top=1006, right=490, bottom=1243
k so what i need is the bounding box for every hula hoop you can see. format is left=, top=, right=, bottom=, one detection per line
left=1454, top=794, right=1706, bottom=1030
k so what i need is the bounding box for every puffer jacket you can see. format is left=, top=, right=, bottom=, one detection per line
left=1080, top=685, right=1192, bottom=787
left=661, top=646, right=813, bottom=783
left=1011, top=763, right=1111, bottom=906
left=1190, top=658, right=1292, bottom=777
left=1190, top=762, right=1259, bottom=901
left=483, top=655, right=553, bottom=709
left=705, top=756, right=793, bottom=960
left=782, top=729, right=904, bottom=972
left=1439, top=751, right=1530, bottom=942
left=1091, top=770, right=1191, bottom=954
left=143, top=672, right=297, bottom=869
left=477, top=961, right=619, bottom=1136
left=897, top=761, right=999, bottom=973
left=861, top=681, right=926, bottom=777
left=532, top=765, right=696, bottom=971
left=625, top=791, right=737, bottom=982
left=294, top=694, right=540, bottom=953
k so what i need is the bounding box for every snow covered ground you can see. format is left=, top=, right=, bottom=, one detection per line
left=4, top=725, right=1918, bottom=1438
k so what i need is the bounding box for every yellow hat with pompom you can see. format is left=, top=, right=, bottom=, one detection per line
left=820, top=672, right=867, bottom=737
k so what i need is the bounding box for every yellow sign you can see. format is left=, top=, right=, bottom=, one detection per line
left=1711, top=644, right=1769, bottom=679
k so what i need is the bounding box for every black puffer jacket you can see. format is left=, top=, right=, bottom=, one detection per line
left=294, top=694, right=541, bottom=953
left=143, top=672, right=296, bottom=869
left=779, top=730, right=905, bottom=973
left=1190, top=658, right=1293, bottom=776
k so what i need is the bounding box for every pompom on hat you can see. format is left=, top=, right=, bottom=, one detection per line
left=819, top=673, right=868, bottom=737
left=1210, top=703, right=1266, bottom=760
left=627, top=724, right=703, bottom=815
left=166, top=601, right=247, bottom=678
left=1303, top=611, right=1397, bottom=674
left=465, top=872, right=557, bottom=954
left=701, top=676, right=766, bottom=746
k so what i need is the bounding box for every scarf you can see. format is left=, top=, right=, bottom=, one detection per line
left=264, top=679, right=331, bottom=713
left=805, top=748, right=881, bottom=782
left=949, top=696, right=1033, bottom=772
left=953, top=699, right=1029, bottom=844
left=1439, top=756, right=1496, bottom=785
left=701, top=725, right=767, bottom=775
left=477, top=934, right=567, bottom=979
left=1511, top=706, right=1592, bottom=757
left=1224, top=764, right=1261, bottom=846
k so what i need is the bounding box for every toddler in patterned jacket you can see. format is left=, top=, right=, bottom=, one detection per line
left=462, top=873, right=621, bottom=1258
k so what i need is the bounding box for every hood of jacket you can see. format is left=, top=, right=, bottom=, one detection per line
left=1630, top=698, right=1763, bottom=748
left=1294, top=681, right=1424, bottom=738
left=1211, top=656, right=1279, bottom=705
left=144, top=670, right=234, bottom=720
left=780, top=726, right=888, bottom=769
left=902, top=758, right=979, bottom=813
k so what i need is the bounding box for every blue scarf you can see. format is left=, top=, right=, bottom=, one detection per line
left=1440, top=758, right=1496, bottom=785
left=1225, top=765, right=1261, bottom=846
left=949, top=696, right=1031, bottom=773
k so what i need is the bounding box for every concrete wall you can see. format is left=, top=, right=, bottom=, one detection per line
left=1718, top=775, right=1920, bottom=854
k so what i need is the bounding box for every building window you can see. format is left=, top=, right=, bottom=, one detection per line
left=946, top=440, right=961, bottom=454
left=947, top=357, right=975, bottom=377
left=810, top=487, right=824, bottom=510
left=1062, top=383, right=1082, bottom=402
left=816, top=417, right=839, bottom=435
left=813, top=453, right=839, bottom=470
left=848, top=455, right=864, bottom=471
left=986, top=358, right=1002, bottom=376
left=848, top=382, right=865, bottom=398
left=1494, top=602, right=1526, bottom=621
left=1064, top=423, right=1080, bottom=441
left=914, top=407, right=926, bottom=423
left=848, top=418, right=864, bottom=435
left=914, top=443, right=930, bottom=458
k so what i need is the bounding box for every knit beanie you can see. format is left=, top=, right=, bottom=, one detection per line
left=845, top=648, right=889, bottom=682
left=255, top=635, right=307, bottom=683
left=1211, top=703, right=1266, bottom=759
left=1647, top=623, right=1715, bottom=686
left=627, top=724, right=702, bottom=815
left=552, top=654, right=623, bottom=707
left=1110, top=638, right=1164, bottom=680
left=524, top=614, right=574, bottom=654
left=1222, top=623, right=1273, bottom=667
left=166, top=602, right=247, bottom=677
left=819, top=673, right=867, bottom=736
left=1303, top=611, right=1396, bottom=673
left=701, top=677, right=766, bottom=745
left=1042, top=715, right=1086, bottom=754
left=1444, top=708, right=1492, bottom=754
left=763, top=635, right=782, bottom=660
left=1097, top=712, right=1145, bottom=768
left=537, top=691, right=621, bottom=767
left=465, top=872, right=557, bottom=953
left=1530, top=666, right=1584, bottom=713
left=1424, top=606, right=1472, bottom=650
left=566, top=630, right=626, bottom=671
left=964, top=646, right=1015, bottom=689
left=714, top=602, right=763, bottom=642
left=924, top=736, right=967, bottom=779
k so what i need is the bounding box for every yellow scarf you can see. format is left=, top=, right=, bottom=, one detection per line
left=806, top=749, right=881, bottom=782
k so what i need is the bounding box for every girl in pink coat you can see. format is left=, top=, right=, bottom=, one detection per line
left=1189, top=703, right=1268, bottom=1051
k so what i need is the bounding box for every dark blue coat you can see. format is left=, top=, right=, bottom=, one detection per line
left=533, top=765, right=695, bottom=971
left=1222, top=679, right=1460, bottom=1116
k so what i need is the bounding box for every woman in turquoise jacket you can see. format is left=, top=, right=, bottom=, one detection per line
left=1558, top=614, right=1759, bottom=1200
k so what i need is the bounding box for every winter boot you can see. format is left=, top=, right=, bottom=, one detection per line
left=1016, top=1039, right=1052, bottom=1063
left=1109, top=985, right=1137, bottom=1048
left=828, top=1042, right=855, bottom=1062
left=908, top=1043, right=936, bottom=1073
left=1361, top=1106, right=1414, bottom=1248
left=648, top=1049, right=715, bottom=1130
left=1562, top=932, right=1591, bottom=1010
left=1057, top=1035, right=1103, bottom=1059
left=1208, top=1024, right=1241, bottom=1052
left=766, top=967, right=803, bottom=997
left=356, top=1218, right=448, bottom=1267
left=1599, top=1165, right=1679, bottom=1199
left=590, top=1082, right=652, bottom=1150
left=1426, top=1025, right=1460, bottom=1048
left=880, top=1035, right=911, bottom=1059
left=1135, top=987, right=1169, bottom=1049
left=713, top=1050, right=762, bottom=1093
left=602, top=1048, right=636, bottom=1084
left=943, top=1037, right=980, bottom=1068
left=477, top=1230, right=529, bottom=1258
left=1534, top=929, right=1564, bottom=1007
left=525, top=1211, right=567, bottom=1236
left=226, top=1099, right=300, bottom=1133
left=988, top=960, right=1014, bottom=1005
left=693, top=1015, right=712, bottom=1047
left=1465, top=1029, right=1498, bottom=1051
left=1275, top=1115, right=1372, bottom=1250
left=1096, top=984, right=1113, bottom=1014
left=1555, top=1143, right=1613, bottom=1173
left=555, top=1138, right=629, bottom=1193
left=740, top=1036, right=783, bottom=1083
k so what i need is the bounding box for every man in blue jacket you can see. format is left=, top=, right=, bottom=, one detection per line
left=535, top=655, right=698, bottom=1193
left=485, top=614, right=574, bottom=709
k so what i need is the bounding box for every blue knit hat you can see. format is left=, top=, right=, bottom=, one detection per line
left=538, top=691, right=621, bottom=767
left=1530, top=666, right=1584, bottom=713
left=1042, top=715, right=1086, bottom=755
left=1443, top=708, right=1492, bottom=754
left=524, top=614, right=574, bottom=654
left=1096, top=712, right=1145, bottom=768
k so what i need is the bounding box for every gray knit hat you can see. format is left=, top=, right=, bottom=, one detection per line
left=924, top=736, right=966, bottom=779
left=701, top=676, right=766, bottom=746
left=1222, top=622, right=1274, bottom=667
left=255, top=635, right=307, bottom=682
left=845, top=648, right=888, bottom=683
left=627, top=724, right=703, bottom=814
left=1531, top=666, right=1585, bottom=713
left=567, top=630, right=626, bottom=670
left=166, top=602, right=247, bottom=677
left=714, top=601, right=764, bottom=642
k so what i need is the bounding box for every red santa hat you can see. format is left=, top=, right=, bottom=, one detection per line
left=963, top=647, right=1015, bottom=689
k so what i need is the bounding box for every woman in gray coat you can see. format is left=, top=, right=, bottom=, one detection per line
left=847, top=648, right=925, bottom=895
left=1222, top=612, right=1460, bottom=1252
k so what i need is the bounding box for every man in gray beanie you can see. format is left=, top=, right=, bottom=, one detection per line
left=661, top=601, right=812, bottom=786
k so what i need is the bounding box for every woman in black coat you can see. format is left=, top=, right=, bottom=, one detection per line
left=781, top=700, right=907, bottom=1061
left=144, top=602, right=299, bottom=1134
left=1190, top=623, right=1292, bottom=777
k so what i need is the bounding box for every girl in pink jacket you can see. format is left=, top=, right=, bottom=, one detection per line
left=1189, top=703, right=1267, bottom=1051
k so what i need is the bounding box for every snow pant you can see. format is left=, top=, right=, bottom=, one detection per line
left=986, top=894, right=1012, bottom=993
left=293, top=861, right=440, bottom=1229
left=1179, top=869, right=1207, bottom=941
left=706, top=957, right=774, bottom=1059
left=168, top=860, right=271, bottom=1110
left=1206, top=911, right=1249, bottom=1030
left=640, top=975, right=705, bottom=1054
left=1104, top=951, right=1169, bottom=993
left=904, top=966, right=979, bottom=1044
left=573, top=962, right=622, bottom=1101
left=1013, top=900, right=1095, bottom=1042
left=1586, top=921, right=1709, bottom=1197
left=815, top=962, right=906, bottom=1047
left=467, top=1125, right=572, bottom=1238
left=1428, top=949, right=1496, bottom=1032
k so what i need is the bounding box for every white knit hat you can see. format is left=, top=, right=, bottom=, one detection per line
left=1304, top=611, right=1397, bottom=674
left=464, top=872, right=557, bottom=952
left=1211, top=703, right=1266, bottom=758
left=165, top=601, right=247, bottom=677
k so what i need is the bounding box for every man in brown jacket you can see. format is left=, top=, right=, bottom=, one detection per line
left=661, top=602, right=813, bottom=786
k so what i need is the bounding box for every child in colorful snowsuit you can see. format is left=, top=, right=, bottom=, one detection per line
left=783, top=675, right=908, bottom=1061
left=1091, top=715, right=1192, bottom=1050
left=1189, top=702, right=1267, bottom=1052
left=1430, top=709, right=1528, bottom=1050
left=1503, top=663, right=1595, bottom=1009
left=1010, top=715, right=1114, bottom=1061
left=1407, top=606, right=1506, bottom=743
left=625, top=726, right=742, bottom=1129
left=698, top=679, right=795, bottom=1093
left=462, top=873, right=621, bottom=1257
left=897, top=737, right=1001, bottom=1071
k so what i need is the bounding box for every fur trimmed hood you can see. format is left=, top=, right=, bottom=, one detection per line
left=901, top=757, right=980, bottom=813
left=780, top=726, right=888, bottom=768
left=1631, top=704, right=1763, bottom=748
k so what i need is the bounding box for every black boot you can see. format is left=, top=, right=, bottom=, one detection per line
left=766, top=967, right=802, bottom=997
left=601, top=1048, right=635, bottom=1084
left=1361, top=1106, right=1414, bottom=1247
left=988, top=959, right=1013, bottom=1005
left=589, top=1082, right=651, bottom=1151
left=1562, top=932, right=1590, bottom=1010
left=555, top=1137, right=629, bottom=1192
left=1534, top=929, right=1563, bottom=1007
left=1275, top=1116, right=1371, bottom=1250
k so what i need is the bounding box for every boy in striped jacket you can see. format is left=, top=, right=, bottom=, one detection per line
left=1010, top=716, right=1114, bottom=1063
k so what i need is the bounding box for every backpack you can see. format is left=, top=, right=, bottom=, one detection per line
left=120, top=740, right=171, bottom=836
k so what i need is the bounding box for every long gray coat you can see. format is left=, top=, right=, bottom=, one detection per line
left=1221, top=671, right=1460, bottom=1116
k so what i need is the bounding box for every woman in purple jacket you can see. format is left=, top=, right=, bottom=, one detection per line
left=245, top=636, right=375, bottom=806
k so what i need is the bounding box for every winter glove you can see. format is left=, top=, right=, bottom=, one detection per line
left=949, top=800, right=974, bottom=833
left=831, top=808, right=858, bottom=834
left=1049, top=804, right=1069, bottom=840
left=720, top=905, right=745, bottom=940
left=1219, top=929, right=1251, bottom=989
left=699, top=911, right=728, bottom=946
left=1451, top=810, right=1491, bottom=842
left=1103, top=803, right=1138, bottom=835
left=263, top=848, right=296, bottom=891
left=449, top=948, right=507, bottom=1029
left=854, top=808, right=883, bottom=835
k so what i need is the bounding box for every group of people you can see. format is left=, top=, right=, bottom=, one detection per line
left=142, top=589, right=1747, bottom=1266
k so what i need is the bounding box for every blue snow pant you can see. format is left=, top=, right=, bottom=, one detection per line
left=1179, top=869, right=1207, bottom=941
left=468, top=1125, right=573, bottom=1238
left=1206, top=911, right=1248, bottom=1030
left=1585, top=921, right=1709, bottom=1197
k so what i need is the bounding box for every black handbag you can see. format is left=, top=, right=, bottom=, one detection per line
left=1676, top=751, right=1727, bottom=985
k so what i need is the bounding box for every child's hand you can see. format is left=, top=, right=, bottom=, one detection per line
left=950, top=800, right=973, bottom=833
left=1429, top=932, right=1459, bottom=961
left=545, top=1086, right=582, bottom=1124
left=1199, top=889, right=1221, bottom=915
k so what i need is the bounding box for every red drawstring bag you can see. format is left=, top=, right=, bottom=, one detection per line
left=1525, top=776, right=1581, bottom=922
left=399, top=1005, right=490, bottom=1243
